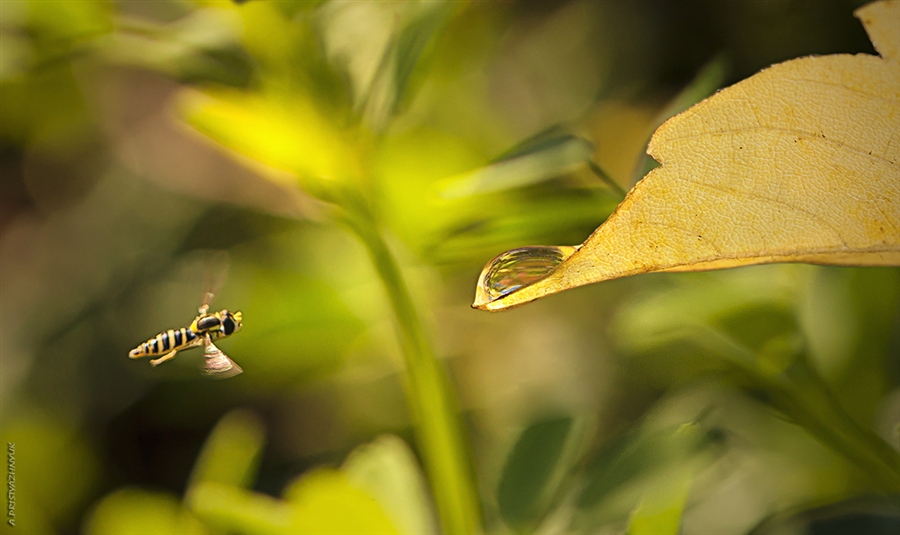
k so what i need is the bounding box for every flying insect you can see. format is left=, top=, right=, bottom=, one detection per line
left=129, top=289, right=244, bottom=378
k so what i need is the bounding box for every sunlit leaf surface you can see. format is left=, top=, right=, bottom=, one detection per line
left=187, top=409, right=264, bottom=490
left=285, top=469, right=399, bottom=535
left=85, top=489, right=205, bottom=535
left=474, top=0, right=900, bottom=311
left=342, top=435, right=438, bottom=535
left=178, top=89, right=349, bottom=187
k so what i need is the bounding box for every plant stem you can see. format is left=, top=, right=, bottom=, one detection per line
left=342, top=210, right=481, bottom=535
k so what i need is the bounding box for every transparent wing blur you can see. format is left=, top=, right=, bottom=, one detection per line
left=199, top=250, right=230, bottom=314
left=202, top=335, right=243, bottom=379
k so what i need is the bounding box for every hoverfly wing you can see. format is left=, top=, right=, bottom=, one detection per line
left=198, top=250, right=230, bottom=315
left=202, top=336, right=243, bottom=379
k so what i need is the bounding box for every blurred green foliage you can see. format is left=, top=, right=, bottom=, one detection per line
left=496, top=415, right=577, bottom=530
left=1, top=1, right=897, bottom=534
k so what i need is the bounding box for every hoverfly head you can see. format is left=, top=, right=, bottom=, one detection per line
left=221, top=310, right=243, bottom=336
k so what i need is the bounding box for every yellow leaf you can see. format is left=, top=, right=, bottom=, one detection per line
left=473, top=0, right=900, bottom=311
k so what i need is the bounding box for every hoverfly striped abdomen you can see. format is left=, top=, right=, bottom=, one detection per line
left=128, top=327, right=198, bottom=359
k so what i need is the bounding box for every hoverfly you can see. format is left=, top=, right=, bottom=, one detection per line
left=129, top=262, right=244, bottom=378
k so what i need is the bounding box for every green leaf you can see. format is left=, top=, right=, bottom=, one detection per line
left=85, top=488, right=206, bottom=535
left=612, top=268, right=801, bottom=382
left=104, top=9, right=252, bottom=87
left=187, top=482, right=291, bottom=535
left=342, top=435, right=438, bottom=535
left=177, top=88, right=351, bottom=199
left=627, top=480, right=692, bottom=535
left=27, top=0, right=113, bottom=44
left=625, top=425, right=702, bottom=535
left=186, top=436, right=419, bottom=535
left=390, top=2, right=452, bottom=105
left=611, top=267, right=900, bottom=490
left=360, top=1, right=457, bottom=129
left=577, top=423, right=722, bottom=512
left=187, top=409, right=265, bottom=490
left=438, top=135, right=594, bottom=199
left=424, top=191, right=620, bottom=266
left=497, top=415, right=576, bottom=530
left=284, top=469, right=400, bottom=535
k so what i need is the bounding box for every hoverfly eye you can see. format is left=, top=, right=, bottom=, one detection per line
left=222, top=316, right=236, bottom=335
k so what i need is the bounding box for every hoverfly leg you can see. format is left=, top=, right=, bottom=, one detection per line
left=150, top=349, right=178, bottom=367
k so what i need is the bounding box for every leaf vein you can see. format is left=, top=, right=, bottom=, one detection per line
left=661, top=126, right=897, bottom=166
left=675, top=175, right=851, bottom=249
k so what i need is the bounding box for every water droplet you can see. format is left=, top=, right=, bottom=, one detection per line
left=475, top=246, right=578, bottom=303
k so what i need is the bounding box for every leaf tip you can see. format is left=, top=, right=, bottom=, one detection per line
left=472, top=245, right=578, bottom=311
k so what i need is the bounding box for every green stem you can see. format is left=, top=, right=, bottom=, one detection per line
left=341, top=210, right=481, bottom=535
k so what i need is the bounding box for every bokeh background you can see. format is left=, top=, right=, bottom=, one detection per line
left=1, top=1, right=897, bottom=534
